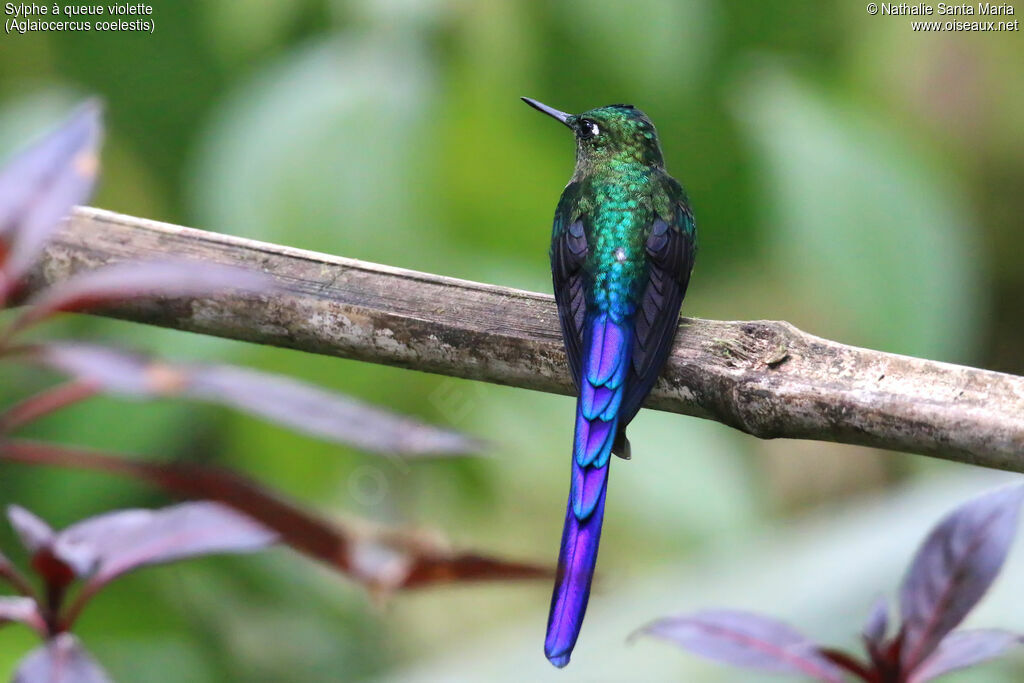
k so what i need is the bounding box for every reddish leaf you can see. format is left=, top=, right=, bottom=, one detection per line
left=861, top=596, right=896, bottom=678
left=53, top=501, right=276, bottom=586
left=0, top=102, right=102, bottom=285
left=0, top=596, right=45, bottom=634
left=7, top=505, right=54, bottom=554
left=6, top=506, right=76, bottom=588
left=50, top=508, right=152, bottom=577
left=13, top=259, right=274, bottom=330
left=635, top=610, right=846, bottom=682
left=30, top=343, right=484, bottom=455
left=863, top=596, right=889, bottom=647
left=13, top=633, right=111, bottom=683
left=188, top=365, right=483, bottom=456
left=908, top=629, right=1020, bottom=683
left=899, top=484, right=1024, bottom=671
left=817, top=648, right=875, bottom=682
left=27, top=344, right=175, bottom=395
left=0, top=440, right=550, bottom=592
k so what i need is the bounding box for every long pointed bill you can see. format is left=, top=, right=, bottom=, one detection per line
left=521, top=97, right=573, bottom=128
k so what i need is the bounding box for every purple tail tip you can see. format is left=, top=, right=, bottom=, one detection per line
left=547, top=652, right=571, bottom=668
left=544, top=471, right=608, bottom=668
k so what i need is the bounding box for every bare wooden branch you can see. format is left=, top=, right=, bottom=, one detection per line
left=22, top=207, right=1024, bottom=470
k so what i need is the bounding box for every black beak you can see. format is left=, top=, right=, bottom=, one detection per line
left=521, top=97, right=573, bottom=128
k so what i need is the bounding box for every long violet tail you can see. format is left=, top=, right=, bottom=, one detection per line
left=545, top=312, right=631, bottom=668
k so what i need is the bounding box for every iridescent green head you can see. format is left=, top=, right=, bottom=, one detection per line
left=522, top=97, right=664, bottom=171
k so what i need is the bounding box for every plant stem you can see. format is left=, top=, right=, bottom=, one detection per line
left=820, top=647, right=876, bottom=682
left=0, top=380, right=99, bottom=433
left=43, top=581, right=66, bottom=636
left=0, top=562, right=38, bottom=600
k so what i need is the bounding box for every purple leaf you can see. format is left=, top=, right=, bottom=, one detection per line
left=187, top=365, right=483, bottom=455
left=635, top=610, right=846, bottom=682
left=28, top=344, right=181, bottom=396
left=863, top=596, right=889, bottom=647
left=899, top=484, right=1024, bottom=671
left=53, top=501, right=276, bottom=587
left=0, top=596, right=44, bottom=633
left=0, top=102, right=102, bottom=284
left=908, top=630, right=1021, bottom=683
left=31, top=343, right=484, bottom=455
left=48, top=508, right=153, bottom=577
left=0, top=439, right=551, bottom=592
left=7, top=505, right=76, bottom=587
left=15, top=259, right=274, bottom=329
left=13, top=633, right=111, bottom=683
left=7, top=505, right=54, bottom=554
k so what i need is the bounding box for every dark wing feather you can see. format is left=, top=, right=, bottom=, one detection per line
left=550, top=185, right=589, bottom=390
left=619, top=200, right=696, bottom=425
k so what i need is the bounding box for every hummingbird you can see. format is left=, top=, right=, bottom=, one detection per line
left=522, top=97, right=697, bottom=668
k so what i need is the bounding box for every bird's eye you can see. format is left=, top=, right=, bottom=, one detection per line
left=578, top=119, right=600, bottom=139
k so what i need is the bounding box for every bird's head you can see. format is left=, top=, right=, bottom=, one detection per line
left=521, top=98, right=664, bottom=171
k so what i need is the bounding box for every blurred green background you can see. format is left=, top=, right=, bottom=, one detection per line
left=1, top=1, right=1023, bottom=681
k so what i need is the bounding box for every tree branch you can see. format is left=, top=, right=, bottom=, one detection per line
left=21, top=207, right=1024, bottom=470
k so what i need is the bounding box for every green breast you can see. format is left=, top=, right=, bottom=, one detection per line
left=584, top=163, right=653, bottom=322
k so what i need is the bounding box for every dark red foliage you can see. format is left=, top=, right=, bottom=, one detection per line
left=0, top=103, right=530, bottom=683
left=908, top=629, right=1021, bottom=683
left=11, top=259, right=274, bottom=333
left=25, top=343, right=484, bottom=456
left=13, top=634, right=110, bottom=683
left=636, top=610, right=846, bottom=682
left=0, top=501, right=278, bottom=682
left=898, top=484, right=1024, bottom=671
left=0, top=104, right=482, bottom=461
left=52, top=502, right=276, bottom=588
left=636, top=484, right=1024, bottom=682
left=0, top=102, right=101, bottom=289
left=0, top=596, right=45, bottom=634
left=0, top=439, right=550, bottom=593
left=862, top=596, right=889, bottom=648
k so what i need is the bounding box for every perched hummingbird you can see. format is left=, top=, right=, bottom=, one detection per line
left=522, top=98, right=697, bottom=668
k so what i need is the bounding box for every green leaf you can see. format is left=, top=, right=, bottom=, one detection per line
left=732, top=66, right=984, bottom=363
left=188, top=37, right=445, bottom=270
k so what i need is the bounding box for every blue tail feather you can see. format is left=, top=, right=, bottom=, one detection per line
left=571, top=457, right=610, bottom=519
left=546, top=313, right=632, bottom=668
left=580, top=382, right=613, bottom=420
left=545, top=465, right=608, bottom=668
left=573, top=413, right=615, bottom=468
left=588, top=314, right=628, bottom=386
